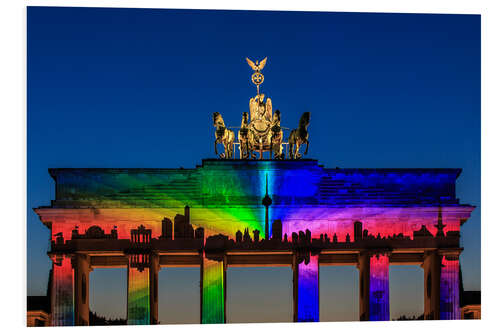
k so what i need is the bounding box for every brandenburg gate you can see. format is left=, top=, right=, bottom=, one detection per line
left=34, top=58, right=474, bottom=325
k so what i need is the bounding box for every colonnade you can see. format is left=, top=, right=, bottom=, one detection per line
left=49, top=249, right=461, bottom=326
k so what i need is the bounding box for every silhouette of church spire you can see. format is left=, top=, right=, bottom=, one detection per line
left=262, top=174, right=272, bottom=240
left=435, top=207, right=446, bottom=237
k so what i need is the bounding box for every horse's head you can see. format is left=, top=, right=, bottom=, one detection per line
left=299, top=112, right=311, bottom=128
left=213, top=112, right=225, bottom=128
left=241, top=112, right=249, bottom=126
left=213, top=112, right=220, bottom=126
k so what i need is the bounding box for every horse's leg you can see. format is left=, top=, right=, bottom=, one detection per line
left=214, top=139, right=218, bottom=156
left=295, top=141, right=301, bottom=159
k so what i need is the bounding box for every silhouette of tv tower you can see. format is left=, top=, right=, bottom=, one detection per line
left=262, top=174, right=272, bottom=240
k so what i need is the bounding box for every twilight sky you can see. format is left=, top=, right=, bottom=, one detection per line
left=27, top=7, right=480, bottom=322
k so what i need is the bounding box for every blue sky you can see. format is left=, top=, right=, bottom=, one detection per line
left=27, top=7, right=480, bottom=322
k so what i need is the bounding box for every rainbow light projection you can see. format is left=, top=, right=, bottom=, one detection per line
left=51, top=256, right=74, bottom=326
left=35, top=160, right=474, bottom=325
left=440, top=257, right=460, bottom=320
left=127, top=260, right=150, bottom=325
left=296, top=255, right=319, bottom=322
left=369, top=254, right=390, bottom=321
left=202, top=255, right=225, bottom=324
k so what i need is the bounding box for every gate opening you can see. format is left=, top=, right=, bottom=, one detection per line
left=227, top=267, right=292, bottom=323
left=320, top=265, right=359, bottom=322
left=89, top=268, right=127, bottom=324
left=389, top=265, right=424, bottom=320
left=158, top=267, right=200, bottom=324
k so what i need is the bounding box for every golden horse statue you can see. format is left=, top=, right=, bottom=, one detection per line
left=288, top=112, right=310, bottom=159
left=213, top=112, right=235, bottom=159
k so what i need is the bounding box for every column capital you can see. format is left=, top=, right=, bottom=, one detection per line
left=49, top=253, right=74, bottom=265
left=438, top=249, right=462, bottom=260
left=149, top=252, right=161, bottom=271
left=71, top=253, right=91, bottom=269
left=358, top=249, right=393, bottom=260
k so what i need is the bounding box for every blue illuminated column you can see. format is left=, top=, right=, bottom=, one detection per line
left=439, top=251, right=461, bottom=320
left=293, top=253, right=319, bottom=322
left=358, top=251, right=390, bottom=321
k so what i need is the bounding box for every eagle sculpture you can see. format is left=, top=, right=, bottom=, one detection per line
left=246, top=57, right=267, bottom=72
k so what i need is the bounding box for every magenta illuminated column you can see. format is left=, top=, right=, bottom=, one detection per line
left=127, top=254, right=151, bottom=325
left=50, top=255, right=74, bottom=326
left=358, top=252, right=390, bottom=321
left=439, top=252, right=460, bottom=320
left=293, top=253, right=319, bottom=322
left=369, top=254, right=390, bottom=321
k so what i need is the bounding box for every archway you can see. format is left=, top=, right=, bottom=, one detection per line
left=89, top=268, right=127, bottom=324
left=389, top=265, right=424, bottom=320
left=227, top=266, right=292, bottom=323
left=320, top=265, right=359, bottom=321
left=157, top=267, right=200, bottom=324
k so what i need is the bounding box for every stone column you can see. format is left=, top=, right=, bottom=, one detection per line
left=50, top=254, right=75, bottom=326
left=201, top=253, right=226, bottom=324
left=422, top=250, right=461, bottom=320
left=439, top=250, right=461, bottom=320
left=357, top=251, right=390, bottom=321
left=293, top=253, right=320, bottom=322
left=149, top=253, right=160, bottom=324
left=358, top=252, right=370, bottom=321
left=423, top=250, right=441, bottom=320
left=127, top=254, right=151, bottom=325
left=73, top=254, right=91, bottom=325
